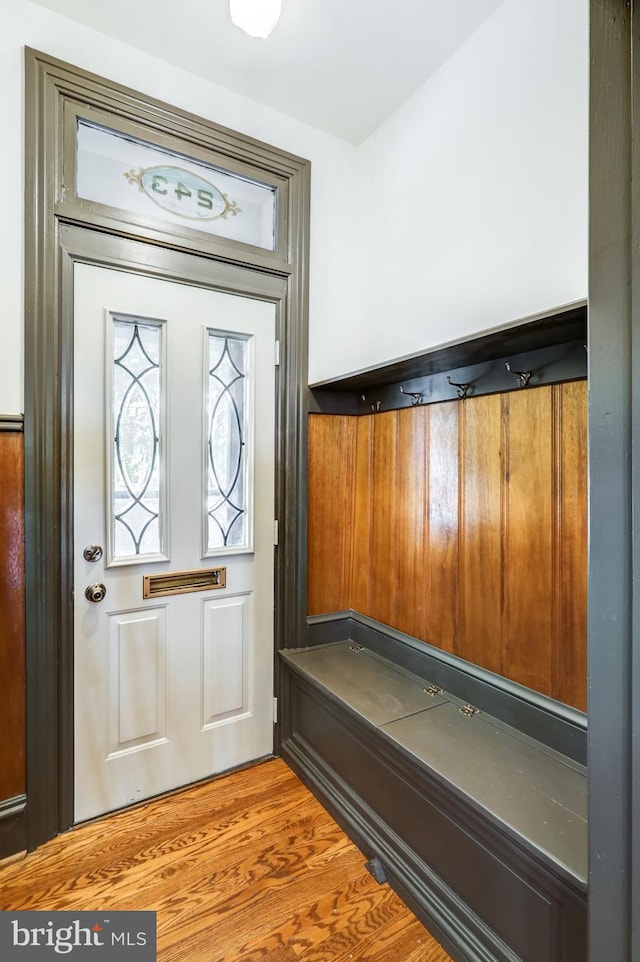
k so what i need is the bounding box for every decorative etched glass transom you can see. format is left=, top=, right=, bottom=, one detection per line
left=76, top=120, right=277, bottom=250
left=206, top=332, right=251, bottom=553
left=110, top=317, right=166, bottom=563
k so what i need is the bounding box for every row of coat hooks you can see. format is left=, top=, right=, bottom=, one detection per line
left=362, top=362, right=534, bottom=411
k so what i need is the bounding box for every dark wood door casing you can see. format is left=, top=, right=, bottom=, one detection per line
left=24, top=49, right=310, bottom=851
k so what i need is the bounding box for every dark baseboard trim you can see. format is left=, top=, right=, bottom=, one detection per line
left=305, top=611, right=587, bottom=765
left=0, top=416, right=24, bottom=432
left=0, top=795, right=27, bottom=818
left=284, top=736, right=520, bottom=962
left=0, top=795, right=27, bottom=859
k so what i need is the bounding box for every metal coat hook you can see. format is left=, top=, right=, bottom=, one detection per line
left=361, top=394, right=382, bottom=412
left=447, top=376, right=470, bottom=399
left=399, top=386, right=423, bottom=406
left=505, top=362, right=532, bottom=388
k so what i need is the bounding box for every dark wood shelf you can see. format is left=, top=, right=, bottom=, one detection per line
left=309, top=303, right=587, bottom=414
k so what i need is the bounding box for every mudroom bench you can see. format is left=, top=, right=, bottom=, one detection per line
left=279, top=614, right=587, bottom=962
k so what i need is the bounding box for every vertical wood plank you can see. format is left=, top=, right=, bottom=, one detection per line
left=554, top=382, right=588, bottom=711
left=0, top=432, right=25, bottom=801
left=306, top=415, right=356, bottom=616
left=350, top=416, right=373, bottom=615
left=395, top=406, right=427, bottom=639
left=425, top=401, right=459, bottom=654
left=306, top=388, right=587, bottom=710
left=503, top=387, right=554, bottom=696
left=368, top=412, right=398, bottom=627
left=459, top=395, right=503, bottom=674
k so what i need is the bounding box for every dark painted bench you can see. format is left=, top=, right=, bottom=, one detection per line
left=280, top=628, right=587, bottom=962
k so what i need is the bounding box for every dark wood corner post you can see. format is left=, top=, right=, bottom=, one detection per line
left=588, top=1, right=640, bottom=958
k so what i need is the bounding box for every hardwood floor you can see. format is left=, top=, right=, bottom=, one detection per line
left=0, top=759, right=452, bottom=961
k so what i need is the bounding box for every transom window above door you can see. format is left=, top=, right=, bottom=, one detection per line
left=76, top=120, right=277, bottom=250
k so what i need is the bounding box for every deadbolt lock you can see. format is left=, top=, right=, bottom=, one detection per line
left=83, top=544, right=103, bottom=562
left=85, top=583, right=107, bottom=603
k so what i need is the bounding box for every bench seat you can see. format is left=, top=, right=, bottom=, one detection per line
left=280, top=639, right=587, bottom=962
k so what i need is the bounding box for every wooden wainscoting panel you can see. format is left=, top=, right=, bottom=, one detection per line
left=307, top=415, right=356, bottom=616
left=351, top=416, right=373, bottom=616
left=306, top=379, right=588, bottom=710
left=395, top=406, right=428, bottom=639
left=459, top=395, right=503, bottom=674
left=502, top=388, right=554, bottom=696
left=368, top=412, right=399, bottom=628
left=553, top=382, right=588, bottom=711
left=426, top=401, right=460, bottom=655
left=0, top=432, right=25, bottom=801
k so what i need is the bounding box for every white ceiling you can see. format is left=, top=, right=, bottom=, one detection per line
left=30, top=0, right=506, bottom=143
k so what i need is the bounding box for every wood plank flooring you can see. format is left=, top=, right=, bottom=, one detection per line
left=0, top=759, right=452, bottom=961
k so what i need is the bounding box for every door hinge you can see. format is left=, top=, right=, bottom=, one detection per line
left=273, top=697, right=278, bottom=724
left=275, top=340, right=280, bottom=366
left=274, top=519, right=279, bottom=546
left=458, top=703, right=480, bottom=717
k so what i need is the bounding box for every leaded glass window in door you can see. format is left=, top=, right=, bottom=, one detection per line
left=108, top=315, right=167, bottom=565
left=205, top=331, right=252, bottom=555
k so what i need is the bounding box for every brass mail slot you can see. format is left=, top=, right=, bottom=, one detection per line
left=143, top=567, right=226, bottom=599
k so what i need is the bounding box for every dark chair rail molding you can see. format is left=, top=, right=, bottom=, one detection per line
left=0, top=416, right=24, bottom=432
left=0, top=795, right=27, bottom=819
left=305, top=610, right=587, bottom=765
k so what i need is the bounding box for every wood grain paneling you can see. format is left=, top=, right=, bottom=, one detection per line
left=503, top=389, right=554, bottom=696
left=307, top=416, right=356, bottom=615
left=395, top=407, right=427, bottom=639
left=0, top=432, right=25, bottom=801
left=350, top=416, right=373, bottom=616
left=459, top=395, right=503, bottom=674
left=306, top=382, right=588, bottom=711
left=553, top=383, right=588, bottom=711
left=426, top=402, right=459, bottom=654
left=369, top=412, right=398, bottom=627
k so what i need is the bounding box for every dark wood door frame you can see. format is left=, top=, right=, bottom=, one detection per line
left=588, top=1, right=640, bottom=958
left=24, top=49, right=310, bottom=850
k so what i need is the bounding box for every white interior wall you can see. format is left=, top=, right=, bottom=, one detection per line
left=0, top=0, right=360, bottom=414
left=0, top=0, right=588, bottom=407
left=311, top=0, right=588, bottom=382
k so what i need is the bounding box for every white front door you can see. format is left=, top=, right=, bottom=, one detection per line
left=73, top=264, right=276, bottom=823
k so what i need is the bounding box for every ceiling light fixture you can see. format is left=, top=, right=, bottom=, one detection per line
left=229, top=0, right=282, bottom=39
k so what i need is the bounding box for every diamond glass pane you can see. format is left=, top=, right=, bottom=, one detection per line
left=112, top=319, right=163, bottom=559
left=207, top=333, right=247, bottom=551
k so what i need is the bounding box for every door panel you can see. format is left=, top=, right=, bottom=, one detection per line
left=107, top=607, right=168, bottom=753
left=74, top=264, right=275, bottom=822
left=202, top=594, right=250, bottom=725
